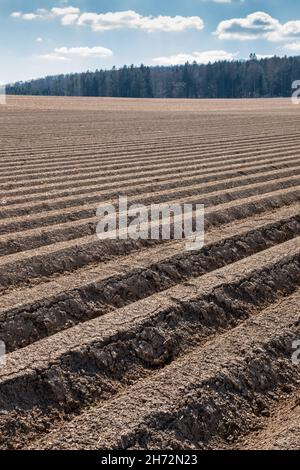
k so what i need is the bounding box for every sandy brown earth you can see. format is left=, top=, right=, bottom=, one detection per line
left=0, top=95, right=300, bottom=450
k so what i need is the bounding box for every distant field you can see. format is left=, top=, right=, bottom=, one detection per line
left=0, top=96, right=300, bottom=450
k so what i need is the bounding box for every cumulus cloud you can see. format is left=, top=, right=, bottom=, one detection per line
left=215, top=11, right=300, bottom=42
left=39, top=53, right=69, bottom=61
left=51, top=6, right=81, bottom=25
left=11, top=9, right=50, bottom=21
left=77, top=11, right=204, bottom=32
left=270, top=21, right=300, bottom=42
left=39, top=46, right=113, bottom=61
left=152, top=50, right=237, bottom=66
left=255, top=54, right=274, bottom=59
left=284, top=41, right=300, bottom=52
left=11, top=7, right=204, bottom=33
left=215, top=12, right=279, bottom=41
left=22, top=13, right=41, bottom=20
left=51, top=7, right=81, bottom=16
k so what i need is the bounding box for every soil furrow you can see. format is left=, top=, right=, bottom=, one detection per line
left=0, top=190, right=298, bottom=291
left=1, top=210, right=299, bottom=352
left=0, top=238, right=299, bottom=449
left=1, top=163, right=299, bottom=210
left=0, top=172, right=298, bottom=220
left=28, top=288, right=300, bottom=450
left=0, top=143, right=299, bottom=186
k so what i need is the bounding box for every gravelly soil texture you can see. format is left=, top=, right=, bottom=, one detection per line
left=0, top=96, right=300, bottom=450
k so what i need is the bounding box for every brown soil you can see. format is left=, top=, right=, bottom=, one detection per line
left=0, top=96, right=299, bottom=450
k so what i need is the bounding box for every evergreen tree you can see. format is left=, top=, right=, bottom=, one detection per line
left=7, top=56, right=300, bottom=99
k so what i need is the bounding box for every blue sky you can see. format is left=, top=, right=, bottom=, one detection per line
left=1, top=0, right=300, bottom=83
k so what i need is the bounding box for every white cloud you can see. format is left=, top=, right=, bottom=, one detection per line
left=215, top=12, right=279, bottom=41
left=39, top=54, right=69, bottom=61
left=284, top=41, right=300, bottom=52
left=153, top=50, right=237, bottom=66
left=62, top=14, right=81, bottom=25
left=38, top=46, right=113, bottom=61
left=51, top=7, right=81, bottom=16
left=22, top=13, right=41, bottom=21
left=215, top=11, right=300, bottom=42
left=51, top=7, right=80, bottom=25
left=255, top=54, right=274, bottom=59
left=36, top=37, right=43, bottom=43
left=78, top=11, right=204, bottom=33
left=11, top=9, right=50, bottom=21
left=269, top=21, right=300, bottom=42
left=11, top=7, right=204, bottom=33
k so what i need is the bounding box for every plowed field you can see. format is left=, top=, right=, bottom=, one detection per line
left=0, top=96, right=300, bottom=450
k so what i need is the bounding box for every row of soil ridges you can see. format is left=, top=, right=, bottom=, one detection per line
left=0, top=96, right=299, bottom=450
